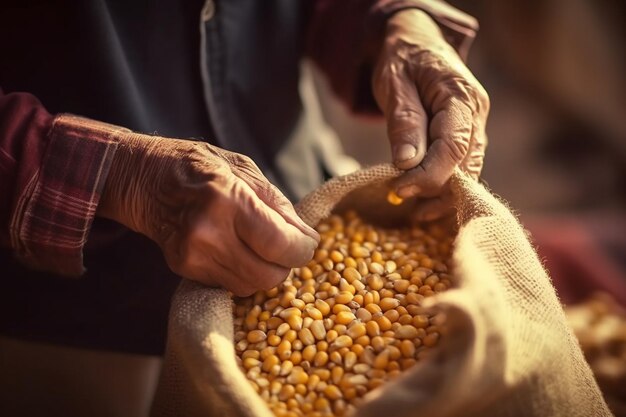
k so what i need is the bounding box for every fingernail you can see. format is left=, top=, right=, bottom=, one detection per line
left=397, top=185, right=421, bottom=198
left=394, top=144, right=417, bottom=162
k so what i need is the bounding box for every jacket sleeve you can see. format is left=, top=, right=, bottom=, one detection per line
left=306, top=0, right=479, bottom=113
left=0, top=89, right=127, bottom=277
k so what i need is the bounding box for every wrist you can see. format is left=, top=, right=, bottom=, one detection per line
left=386, top=8, right=443, bottom=42
left=97, top=132, right=166, bottom=236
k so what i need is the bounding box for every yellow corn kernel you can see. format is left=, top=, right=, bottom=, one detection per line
left=247, top=330, right=267, bottom=344
left=373, top=349, right=390, bottom=370
left=242, top=350, right=260, bottom=360
left=395, top=325, right=419, bottom=339
left=326, top=329, right=338, bottom=343
left=324, top=384, right=342, bottom=400
left=298, top=328, right=315, bottom=346
left=262, top=355, right=279, bottom=372
left=343, top=351, right=357, bottom=370
left=279, top=384, right=296, bottom=401
left=290, top=351, right=302, bottom=366
left=423, top=332, right=439, bottom=347
left=354, top=335, right=371, bottom=346
left=346, top=323, right=366, bottom=339
left=365, top=303, right=382, bottom=314
left=400, top=339, right=416, bottom=358
left=333, top=335, right=353, bottom=348
left=302, top=345, right=317, bottom=362
left=335, top=311, right=357, bottom=325
left=310, top=320, right=326, bottom=341
left=313, top=351, right=329, bottom=367
left=329, top=350, right=342, bottom=365
left=366, top=321, right=380, bottom=338
left=304, top=306, right=323, bottom=320
left=380, top=297, right=400, bottom=311
left=351, top=344, right=365, bottom=356
left=243, top=357, right=261, bottom=369
left=398, top=313, right=413, bottom=325
left=369, top=262, right=384, bottom=275
left=374, top=315, right=393, bottom=331
left=334, top=291, right=354, bottom=305
left=371, top=336, right=386, bottom=352
left=331, top=366, right=344, bottom=385
left=366, top=274, right=384, bottom=291
left=287, top=367, right=309, bottom=385
left=329, top=250, right=344, bottom=263
left=384, top=309, right=400, bottom=323
left=314, top=299, right=330, bottom=316
left=387, top=190, right=404, bottom=205
left=287, top=315, right=303, bottom=331
left=314, top=397, right=330, bottom=411
left=332, top=304, right=351, bottom=314
left=413, top=314, right=429, bottom=329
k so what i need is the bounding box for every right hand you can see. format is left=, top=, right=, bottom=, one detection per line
left=97, top=133, right=320, bottom=296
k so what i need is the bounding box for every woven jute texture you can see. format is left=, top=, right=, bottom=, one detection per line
left=150, top=164, right=611, bottom=417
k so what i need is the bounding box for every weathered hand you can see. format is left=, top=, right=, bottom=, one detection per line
left=98, top=134, right=319, bottom=296
left=373, top=9, right=489, bottom=220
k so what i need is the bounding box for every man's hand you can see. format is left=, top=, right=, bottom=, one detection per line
left=373, top=9, right=489, bottom=220
left=97, top=134, right=319, bottom=296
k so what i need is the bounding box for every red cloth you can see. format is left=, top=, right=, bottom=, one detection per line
left=525, top=216, right=626, bottom=307
left=0, top=1, right=477, bottom=277
left=0, top=92, right=120, bottom=276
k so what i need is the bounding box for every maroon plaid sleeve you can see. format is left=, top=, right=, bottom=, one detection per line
left=306, top=0, right=478, bottom=113
left=4, top=110, right=129, bottom=276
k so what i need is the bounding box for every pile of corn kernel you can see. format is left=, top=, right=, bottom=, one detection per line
left=233, top=210, right=454, bottom=417
left=565, top=293, right=626, bottom=413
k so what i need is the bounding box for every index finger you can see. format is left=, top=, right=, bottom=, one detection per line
left=392, top=96, right=473, bottom=198
left=233, top=179, right=318, bottom=269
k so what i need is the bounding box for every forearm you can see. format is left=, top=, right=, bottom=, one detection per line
left=305, top=0, right=478, bottom=113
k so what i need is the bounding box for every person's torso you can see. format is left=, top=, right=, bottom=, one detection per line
left=0, top=0, right=309, bottom=354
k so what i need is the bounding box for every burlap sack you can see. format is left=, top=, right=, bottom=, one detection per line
left=150, top=164, right=611, bottom=417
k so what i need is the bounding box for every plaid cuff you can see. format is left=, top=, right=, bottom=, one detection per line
left=371, top=0, right=479, bottom=61
left=10, top=114, right=130, bottom=276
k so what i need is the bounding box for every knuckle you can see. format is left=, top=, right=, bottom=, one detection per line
left=443, top=135, right=470, bottom=163
left=392, top=107, right=423, bottom=122
left=233, top=152, right=257, bottom=170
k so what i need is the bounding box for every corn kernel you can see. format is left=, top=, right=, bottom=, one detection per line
left=247, top=330, right=267, bottom=344
left=387, top=190, right=404, bottom=205
left=335, top=311, right=356, bottom=325
left=234, top=210, right=454, bottom=417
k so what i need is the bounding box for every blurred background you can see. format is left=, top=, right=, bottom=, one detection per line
left=2, top=1, right=625, bottom=416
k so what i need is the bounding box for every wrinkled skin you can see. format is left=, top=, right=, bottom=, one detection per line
left=98, top=134, right=319, bottom=296
left=373, top=9, right=490, bottom=220
left=97, top=9, right=488, bottom=295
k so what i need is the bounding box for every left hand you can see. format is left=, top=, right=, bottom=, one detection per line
left=372, top=9, right=489, bottom=220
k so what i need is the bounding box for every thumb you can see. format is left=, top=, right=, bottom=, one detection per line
left=374, top=64, right=428, bottom=170
left=230, top=162, right=320, bottom=242
left=233, top=179, right=318, bottom=268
